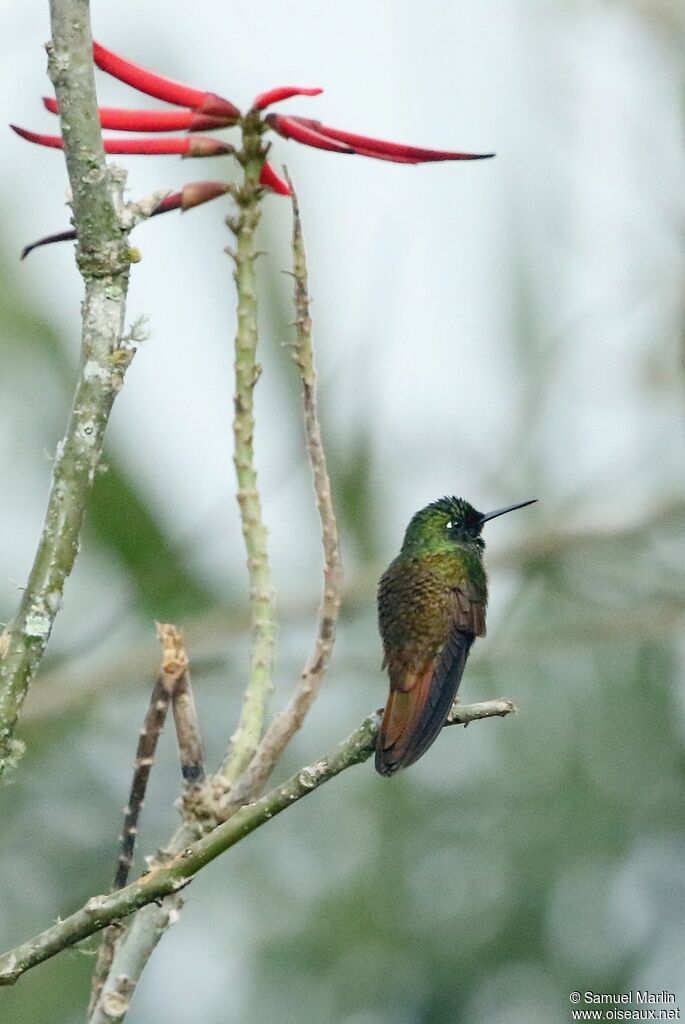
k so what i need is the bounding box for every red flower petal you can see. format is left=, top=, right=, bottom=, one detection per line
left=172, top=180, right=231, bottom=210
left=253, top=86, right=323, bottom=111
left=43, top=97, right=233, bottom=133
left=92, top=41, right=240, bottom=120
left=259, top=161, right=292, bottom=196
left=182, top=136, right=234, bottom=158
left=21, top=181, right=230, bottom=258
left=291, top=118, right=494, bottom=163
left=10, top=124, right=63, bottom=149
left=265, top=114, right=353, bottom=154
left=21, top=229, right=77, bottom=260
left=11, top=124, right=233, bottom=157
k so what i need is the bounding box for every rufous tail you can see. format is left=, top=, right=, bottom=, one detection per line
left=375, top=630, right=474, bottom=776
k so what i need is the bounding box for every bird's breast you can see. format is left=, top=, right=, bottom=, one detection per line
left=377, top=556, right=460, bottom=658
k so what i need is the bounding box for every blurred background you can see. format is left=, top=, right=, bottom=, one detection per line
left=1, top=2, right=684, bottom=1022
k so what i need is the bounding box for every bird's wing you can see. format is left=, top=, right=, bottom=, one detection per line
left=454, top=579, right=487, bottom=638
left=376, top=582, right=485, bottom=776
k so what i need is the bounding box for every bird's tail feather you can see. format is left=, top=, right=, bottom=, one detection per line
left=375, top=630, right=474, bottom=776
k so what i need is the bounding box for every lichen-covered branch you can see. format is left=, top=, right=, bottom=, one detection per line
left=221, top=173, right=342, bottom=807
left=88, top=895, right=183, bottom=1024
left=47, top=1, right=123, bottom=256
left=0, top=697, right=515, bottom=986
left=0, top=0, right=135, bottom=776
left=221, top=114, right=278, bottom=783
left=446, top=697, right=515, bottom=725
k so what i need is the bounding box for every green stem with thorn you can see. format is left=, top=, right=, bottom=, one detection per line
left=221, top=113, right=278, bottom=783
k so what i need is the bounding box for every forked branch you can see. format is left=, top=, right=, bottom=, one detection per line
left=88, top=625, right=205, bottom=1020
left=0, top=697, right=516, bottom=987
left=220, top=171, right=342, bottom=805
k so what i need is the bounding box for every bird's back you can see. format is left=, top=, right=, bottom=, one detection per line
left=375, top=549, right=486, bottom=775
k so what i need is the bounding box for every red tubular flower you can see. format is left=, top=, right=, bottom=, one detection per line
left=10, top=125, right=65, bottom=150
left=11, top=124, right=232, bottom=157
left=259, top=162, right=292, bottom=196
left=269, top=115, right=494, bottom=164
left=252, top=86, right=323, bottom=111
left=20, top=181, right=231, bottom=258
left=166, top=180, right=230, bottom=211
left=92, top=41, right=239, bottom=120
left=20, top=229, right=79, bottom=261
left=265, top=114, right=354, bottom=154
left=14, top=39, right=494, bottom=257
left=43, top=97, right=233, bottom=133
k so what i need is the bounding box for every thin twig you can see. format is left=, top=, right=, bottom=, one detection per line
left=114, top=684, right=170, bottom=890
left=0, top=696, right=516, bottom=986
left=87, top=625, right=189, bottom=1013
left=171, top=669, right=206, bottom=789
left=109, top=623, right=198, bottom=890
left=0, top=1, right=135, bottom=777
left=86, top=631, right=208, bottom=1022
left=221, top=171, right=342, bottom=808
left=221, top=114, right=278, bottom=783
left=87, top=671, right=170, bottom=1012
left=115, top=676, right=169, bottom=889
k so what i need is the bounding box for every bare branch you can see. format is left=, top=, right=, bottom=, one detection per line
left=87, top=624, right=191, bottom=1013
left=0, top=697, right=515, bottom=986
left=446, top=698, right=517, bottom=725
left=171, top=668, right=206, bottom=789
left=114, top=687, right=168, bottom=889
left=108, top=623, right=199, bottom=890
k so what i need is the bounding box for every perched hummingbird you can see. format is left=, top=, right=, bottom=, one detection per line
left=375, top=495, right=536, bottom=776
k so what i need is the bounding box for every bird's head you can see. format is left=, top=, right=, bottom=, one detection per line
left=401, top=495, right=536, bottom=554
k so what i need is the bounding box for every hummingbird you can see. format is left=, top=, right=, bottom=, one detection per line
left=375, top=495, right=536, bottom=776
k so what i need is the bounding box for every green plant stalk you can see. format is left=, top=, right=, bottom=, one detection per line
left=0, top=0, right=133, bottom=777
left=0, top=697, right=515, bottom=986
left=222, top=174, right=343, bottom=808
left=88, top=120, right=277, bottom=1017
left=222, top=113, right=277, bottom=782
